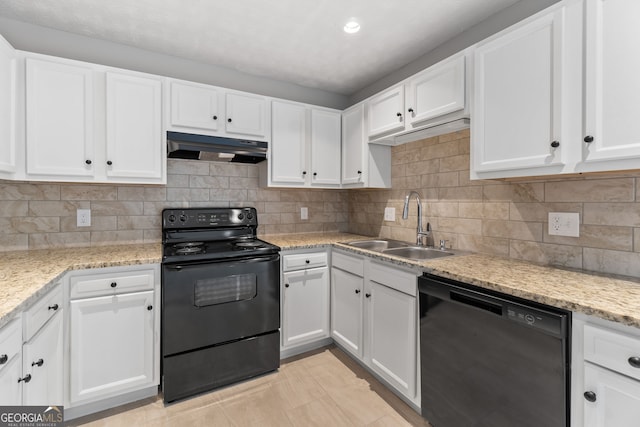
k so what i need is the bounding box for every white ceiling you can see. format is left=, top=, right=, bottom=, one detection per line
left=0, top=0, right=522, bottom=95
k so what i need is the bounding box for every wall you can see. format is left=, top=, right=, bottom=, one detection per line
left=0, top=17, right=348, bottom=110
left=348, top=130, right=640, bottom=278
left=0, top=159, right=348, bottom=251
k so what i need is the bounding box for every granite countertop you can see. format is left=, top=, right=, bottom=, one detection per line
left=2, top=232, right=639, bottom=331
left=0, top=243, right=162, bottom=329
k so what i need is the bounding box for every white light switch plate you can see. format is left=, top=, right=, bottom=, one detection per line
left=77, top=209, right=91, bottom=227
left=548, top=212, right=579, bottom=237
left=384, top=207, right=396, bottom=221
left=300, top=207, right=308, bottom=220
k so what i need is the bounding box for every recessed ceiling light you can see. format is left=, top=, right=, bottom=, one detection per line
left=343, top=20, right=360, bottom=34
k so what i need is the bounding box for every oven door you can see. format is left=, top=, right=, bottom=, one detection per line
left=162, top=253, right=280, bottom=356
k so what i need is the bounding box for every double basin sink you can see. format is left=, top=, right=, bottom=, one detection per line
left=342, top=239, right=455, bottom=261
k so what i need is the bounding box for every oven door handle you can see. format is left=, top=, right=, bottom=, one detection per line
left=165, top=254, right=280, bottom=270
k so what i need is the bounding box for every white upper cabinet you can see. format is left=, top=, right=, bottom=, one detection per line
left=367, top=85, right=405, bottom=138
left=0, top=34, right=16, bottom=177
left=265, top=99, right=341, bottom=188
left=406, top=53, right=466, bottom=127
left=269, top=100, right=307, bottom=185
left=366, top=51, right=470, bottom=144
left=472, top=0, right=640, bottom=179
left=310, top=109, right=341, bottom=186
left=472, top=4, right=574, bottom=176
left=24, top=53, right=166, bottom=184
left=170, top=81, right=219, bottom=132
left=225, top=92, right=268, bottom=138
left=580, top=0, right=640, bottom=169
left=26, top=58, right=95, bottom=178
left=168, top=79, right=269, bottom=141
left=105, top=72, right=163, bottom=181
left=341, top=103, right=391, bottom=188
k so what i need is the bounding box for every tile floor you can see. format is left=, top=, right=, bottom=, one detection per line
left=70, top=346, right=431, bottom=426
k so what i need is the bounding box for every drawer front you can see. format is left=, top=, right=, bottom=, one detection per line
left=367, top=261, right=416, bottom=296
left=584, top=323, right=640, bottom=381
left=0, top=318, right=22, bottom=371
left=332, top=251, right=364, bottom=277
left=24, top=285, right=62, bottom=341
left=282, top=252, right=327, bottom=272
left=70, top=268, right=156, bottom=299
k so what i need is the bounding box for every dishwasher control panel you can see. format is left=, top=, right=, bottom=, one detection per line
left=506, top=305, right=565, bottom=336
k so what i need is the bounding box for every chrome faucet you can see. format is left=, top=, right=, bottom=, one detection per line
left=402, top=191, right=431, bottom=246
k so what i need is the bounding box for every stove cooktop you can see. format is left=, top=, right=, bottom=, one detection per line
left=162, top=237, right=279, bottom=263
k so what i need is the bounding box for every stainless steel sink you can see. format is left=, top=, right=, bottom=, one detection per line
left=345, top=239, right=409, bottom=252
left=382, top=246, right=454, bottom=260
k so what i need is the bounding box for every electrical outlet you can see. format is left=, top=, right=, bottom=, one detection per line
left=77, top=209, right=91, bottom=227
left=300, top=207, right=308, bottom=220
left=384, top=207, right=396, bottom=221
left=548, top=212, right=579, bottom=237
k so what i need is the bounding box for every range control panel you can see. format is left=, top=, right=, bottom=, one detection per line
left=162, top=207, right=257, bottom=229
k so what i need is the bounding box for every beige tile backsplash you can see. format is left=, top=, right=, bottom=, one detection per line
left=0, top=159, right=348, bottom=251
left=349, top=129, right=640, bottom=277
left=1, top=130, right=639, bottom=277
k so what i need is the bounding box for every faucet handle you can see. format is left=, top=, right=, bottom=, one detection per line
left=439, top=239, right=449, bottom=250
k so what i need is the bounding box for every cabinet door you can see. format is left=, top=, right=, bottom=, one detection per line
left=0, top=35, right=15, bottom=174
left=26, top=58, right=94, bottom=177
left=170, top=81, right=219, bottom=132
left=22, top=312, right=63, bottom=405
left=69, top=290, right=155, bottom=404
left=270, top=101, right=307, bottom=185
left=0, top=354, right=22, bottom=405
left=584, top=362, right=640, bottom=427
left=330, top=267, right=363, bottom=358
left=282, top=267, right=330, bottom=348
left=342, top=104, right=365, bottom=185
left=105, top=72, right=163, bottom=181
left=472, top=8, right=567, bottom=174
left=582, top=0, right=640, bottom=165
left=310, top=109, right=341, bottom=186
left=407, top=55, right=465, bottom=127
left=367, top=85, right=405, bottom=138
left=225, top=92, right=268, bottom=138
left=367, top=281, right=416, bottom=398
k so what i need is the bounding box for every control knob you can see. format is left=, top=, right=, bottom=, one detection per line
left=247, top=212, right=254, bottom=220
left=168, top=214, right=176, bottom=223
left=179, top=214, right=187, bottom=222
left=238, top=213, right=245, bottom=220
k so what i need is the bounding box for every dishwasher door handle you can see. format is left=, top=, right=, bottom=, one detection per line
left=450, top=291, right=503, bottom=316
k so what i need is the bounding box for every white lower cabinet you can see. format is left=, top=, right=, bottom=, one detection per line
left=330, top=265, right=364, bottom=357
left=281, top=250, right=330, bottom=355
left=0, top=318, right=22, bottom=405
left=584, top=363, right=640, bottom=427
left=367, top=279, right=416, bottom=399
left=22, top=311, right=63, bottom=405
left=331, top=249, right=419, bottom=405
left=66, top=264, right=160, bottom=419
left=572, top=313, right=640, bottom=427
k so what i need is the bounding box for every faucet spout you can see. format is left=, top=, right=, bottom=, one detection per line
left=402, top=191, right=430, bottom=246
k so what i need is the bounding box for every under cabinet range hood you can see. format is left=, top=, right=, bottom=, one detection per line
left=167, top=131, right=267, bottom=163
left=371, top=118, right=470, bottom=146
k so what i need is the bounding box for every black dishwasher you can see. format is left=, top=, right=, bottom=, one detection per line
left=418, top=273, right=570, bottom=427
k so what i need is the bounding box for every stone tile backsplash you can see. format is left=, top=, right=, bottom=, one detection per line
left=348, top=129, right=640, bottom=277
left=2, top=131, right=639, bottom=278
left=0, top=159, right=348, bottom=251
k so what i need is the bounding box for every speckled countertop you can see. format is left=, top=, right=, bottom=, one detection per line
left=0, top=243, right=162, bottom=329
left=2, top=232, right=640, bottom=331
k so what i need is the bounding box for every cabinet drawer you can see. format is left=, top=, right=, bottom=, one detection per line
left=332, top=251, right=364, bottom=277
left=24, top=285, right=63, bottom=341
left=0, top=318, right=22, bottom=371
left=368, top=261, right=416, bottom=296
left=282, top=252, right=327, bottom=272
left=70, top=268, right=156, bottom=299
left=584, top=323, right=640, bottom=381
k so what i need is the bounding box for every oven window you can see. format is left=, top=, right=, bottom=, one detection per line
left=194, top=273, right=257, bottom=307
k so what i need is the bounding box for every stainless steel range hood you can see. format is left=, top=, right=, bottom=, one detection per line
left=167, top=131, right=267, bottom=163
